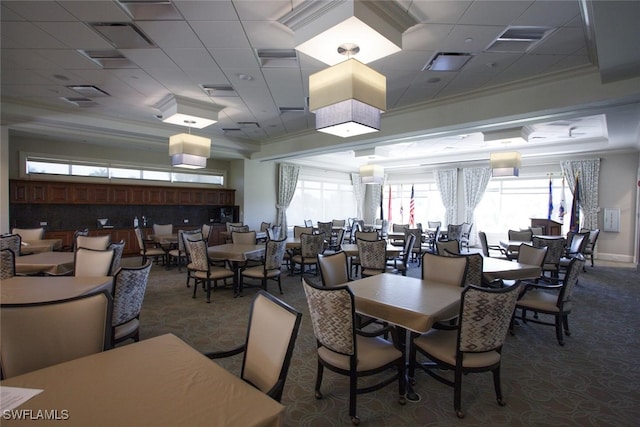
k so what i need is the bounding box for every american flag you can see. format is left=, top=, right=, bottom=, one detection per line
left=409, top=184, right=415, bottom=226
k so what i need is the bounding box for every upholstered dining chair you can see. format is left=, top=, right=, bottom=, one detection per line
left=316, top=221, right=333, bottom=240
left=559, top=231, right=590, bottom=274
left=532, top=236, right=566, bottom=278
left=134, top=227, right=166, bottom=266
left=302, top=278, right=406, bottom=425
left=76, top=234, right=111, bottom=250
left=74, top=247, right=115, bottom=277
left=168, top=230, right=188, bottom=271
left=318, top=251, right=351, bottom=286
left=111, top=261, right=152, bottom=345
left=240, top=237, right=288, bottom=294
left=447, top=224, right=464, bottom=242
left=350, top=230, right=379, bottom=276
left=204, top=291, right=302, bottom=402
left=580, top=228, right=600, bottom=267
left=182, top=230, right=205, bottom=288
left=356, top=238, right=391, bottom=277
left=459, top=222, right=473, bottom=251
left=422, top=252, right=468, bottom=287
left=185, top=238, right=234, bottom=303
left=512, top=257, right=584, bottom=346
left=410, top=283, right=521, bottom=418
left=0, top=289, right=113, bottom=379
left=11, top=227, right=44, bottom=242
left=444, top=250, right=484, bottom=288
left=152, top=223, right=173, bottom=236
left=436, top=239, right=461, bottom=256
left=478, top=231, right=509, bottom=259
left=391, top=233, right=416, bottom=276
left=1, top=248, right=16, bottom=279
left=107, top=240, right=125, bottom=275
left=291, top=233, right=325, bottom=276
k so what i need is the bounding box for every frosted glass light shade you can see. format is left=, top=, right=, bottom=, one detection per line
left=169, top=133, right=211, bottom=169
left=359, top=164, right=384, bottom=184
left=490, top=151, right=521, bottom=177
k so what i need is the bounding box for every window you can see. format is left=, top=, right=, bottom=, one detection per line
left=24, top=156, right=224, bottom=186
left=384, top=183, right=445, bottom=226
left=475, top=177, right=573, bottom=236
left=288, top=175, right=357, bottom=226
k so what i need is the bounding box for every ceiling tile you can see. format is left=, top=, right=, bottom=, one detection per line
left=208, top=48, right=260, bottom=70
left=58, top=1, right=132, bottom=22
left=136, top=21, right=203, bottom=49
left=173, top=0, right=238, bottom=21
left=190, top=21, right=251, bottom=49
left=458, top=0, right=533, bottom=26
left=36, top=22, right=114, bottom=49
left=1, top=22, right=67, bottom=49
left=2, top=1, right=76, bottom=21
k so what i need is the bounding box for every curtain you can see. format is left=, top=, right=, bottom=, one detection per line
left=462, top=167, right=491, bottom=245
left=560, top=159, right=600, bottom=230
left=351, top=173, right=365, bottom=219
left=435, top=168, right=458, bottom=226
left=276, top=163, right=300, bottom=238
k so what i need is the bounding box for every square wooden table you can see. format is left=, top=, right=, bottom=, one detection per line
left=1, top=276, right=113, bottom=304
left=14, top=252, right=75, bottom=275
left=207, top=243, right=265, bottom=296
left=0, top=334, right=284, bottom=426
left=482, top=257, right=542, bottom=281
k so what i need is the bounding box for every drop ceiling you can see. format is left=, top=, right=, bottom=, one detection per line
left=1, top=0, right=639, bottom=171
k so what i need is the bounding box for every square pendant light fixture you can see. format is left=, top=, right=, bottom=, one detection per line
left=309, top=57, right=386, bottom=137
left=360, top=164, right=384, bottom=185
left=490, top=151, right=522, bottom=177
left=156, top=95, right=221, bottom=129
left=169, top=133, right=211, bottom=169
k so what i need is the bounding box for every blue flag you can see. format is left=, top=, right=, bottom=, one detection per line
left=547, top=178, right=553, bottom=220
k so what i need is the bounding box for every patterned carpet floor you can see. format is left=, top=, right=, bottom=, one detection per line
left=124, top=256, right=640, bottom=426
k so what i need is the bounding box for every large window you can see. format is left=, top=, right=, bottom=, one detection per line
left=383, top=183, right=445, bottom=226
left=288, top=176, right=357, bottom=226
left=25, top=156, right=223, bottom=185
left=475, top=177, right=574, bottom=235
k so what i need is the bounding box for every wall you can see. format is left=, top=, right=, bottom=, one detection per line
left=241, top=159, right=278, bottom=231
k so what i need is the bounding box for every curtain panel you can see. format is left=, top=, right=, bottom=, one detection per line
left=462, top=167, right=491, bottom=245
left=276, top=163, right=300, bottom=238
left=560, top=159, right=600, bottom=230
left=435, top=169, right=458, bottom=226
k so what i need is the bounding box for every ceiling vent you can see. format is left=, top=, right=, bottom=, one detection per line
left=238, top=121, right=260, bottom=129
left=61, top=97, right=99, bottom=107
left=200, top=84, right=237, bottom=97
left=77, top=50, right=138, bottom=69
left=90, top=22, right=155, bottom=48
left=279, top=107, right=306, bottom=114
left=66, top=85, right=110, bottom=97
left=117, top=1, right=182, bottom=20
left=486, top=26, right=553, bottom=53
left=423, top=53, right=473, bottom=71
left=256, top=49, right=298, bottom=68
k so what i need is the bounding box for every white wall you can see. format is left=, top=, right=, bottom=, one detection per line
left=238, top=159, right=278, bottom=231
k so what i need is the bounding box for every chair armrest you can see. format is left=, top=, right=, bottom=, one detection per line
left=203, top=344, right=245, bottom=360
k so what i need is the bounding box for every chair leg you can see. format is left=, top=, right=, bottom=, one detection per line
left=555, top=316, right=565, bottom=346
left=314, top=361, right=324, bottom=399
left=562, top=314, right=571, bottom=336
left=206, top=278, right=212, bottom=303
left=349, top=372, right=359, bottom=425
left=454, top=367, right=464, bottom=418
left=277, top=275, right=283, bottom=294
left=192, top=278, right=198, bottom=298
left=492, top=367, right=505, bottom=406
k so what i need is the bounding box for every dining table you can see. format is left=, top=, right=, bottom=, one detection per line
left=0, top=334, right=284, bottom=426
left=1, top=276, right=113, bottom=304
left=348, top=273, right=462, bottom=401
left=14, top=251, right=75, bottom=276
left=20, top=239, right=63, bottom=255
left=207, top=243, right=265, bottom=296
left=482, top=257, right=542, bottom=282
left=340, top=243, right=402, bottom=258
left=499, top=239, right=531, bottom=253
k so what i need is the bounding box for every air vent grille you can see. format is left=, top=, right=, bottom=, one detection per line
left=423, top=53, right=473, bottom=72
left=90, top=22, right=155, bottom=48
left=486, top=26, right=553, bottom=53
left=61, top=97, right=99, bottom=107
left=256, top=49, right=298, bottom=68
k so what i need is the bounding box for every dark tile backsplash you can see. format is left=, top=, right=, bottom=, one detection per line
left=9, top=204, right=237, bottom=231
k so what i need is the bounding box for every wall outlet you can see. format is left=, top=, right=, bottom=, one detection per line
left=40, top=221, right=47, bottom=226
left=183, top=219, right=189, bottom=223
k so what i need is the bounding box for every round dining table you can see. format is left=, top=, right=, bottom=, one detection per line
left=1, top=276, right=113, bottom=304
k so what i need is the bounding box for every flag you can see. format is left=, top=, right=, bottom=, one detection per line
left=558, top=176, right=566, bottom=222
left=409, top=184, right=415, bottom=226
left=379, top=187, right=384, bottom=220
left=569, top=176, right=580, bottom=232
left=387, top=185, right=392, bottom=223
left=547, top=178, right=553, bottom=220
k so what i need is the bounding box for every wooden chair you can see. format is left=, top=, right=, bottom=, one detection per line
left=0, top=289, right=113, bottom=378
left=302, top=279, right=406, bottom=425
left=111, top=261, right=152, bottom=345
left=204, top=291, right=302, bottom=402
left=410, top=284, right=521, bottom=418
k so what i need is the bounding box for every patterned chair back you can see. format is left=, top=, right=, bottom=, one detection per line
left=300, top=233, right=325, bottom=258
left=111, top=262, right=152, bottom=328
left=302, top=278, right=355, bottom=356
left=436, top=239, right=460, bottom=256
left=185, top=239, right=209, bottom=272
left=293, top=226, right=313, bottom=238
left=458, top=284, right=521, bottom=353
left=508, top=229, right=533, bottom=242
left=264, top=238, right=287, bottom=271
left=356, top=238, right=387, bottom=271
left=107, top=240, right=126, bottom=274
left=316, top=222, right=333, bottom=239
left=354, top=230, right=378, bottom=242
left=1, top=248, right=16, bottom=279
left=0, top=234, right=21, bottom=256
left=532, top=236, right=565, bottom=270
left=447, top=224, right=463, bottom=241
left=559, top=258, right=584, bottom=309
